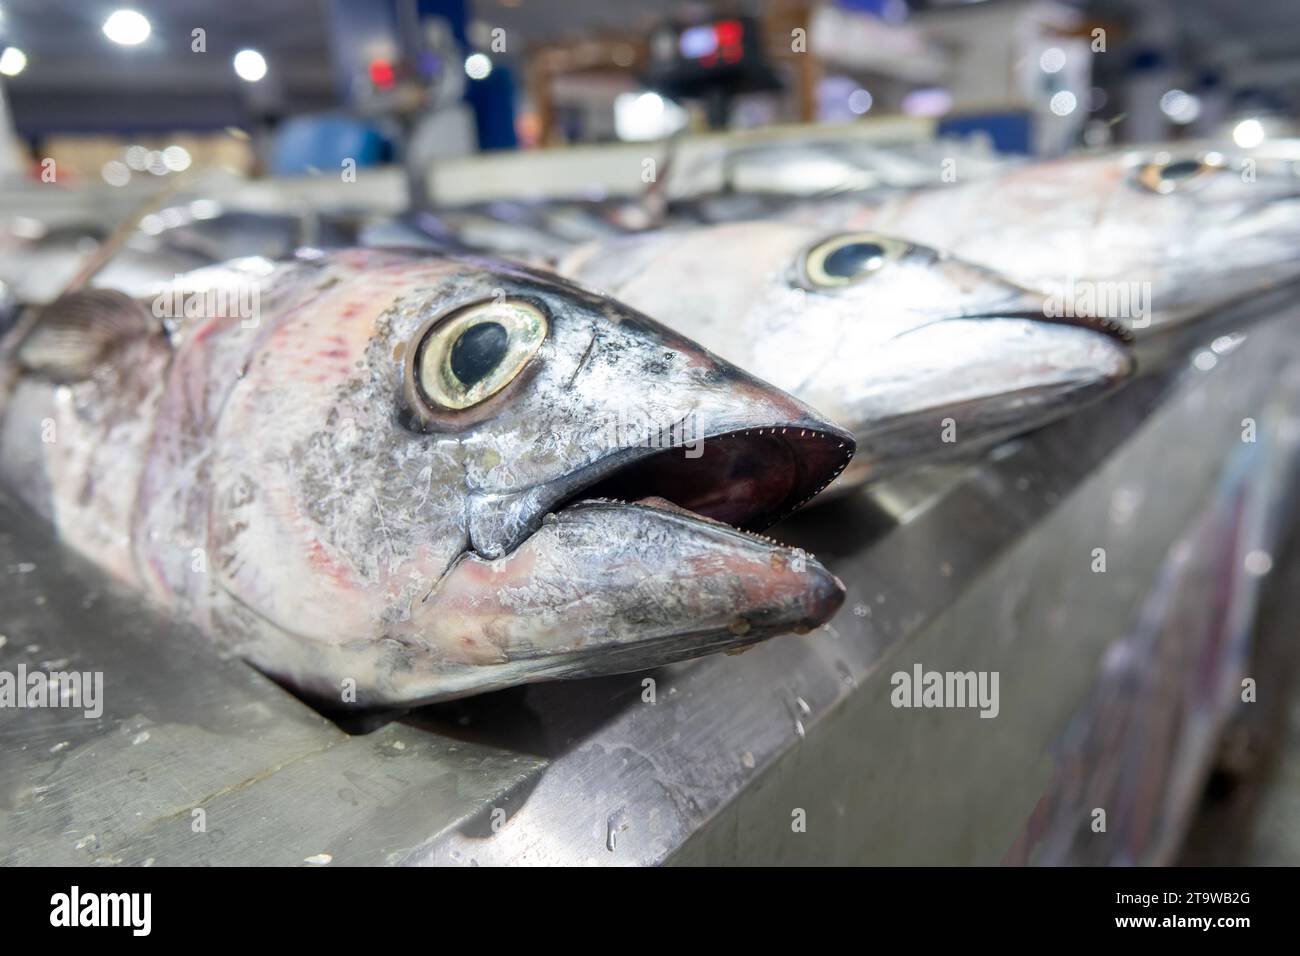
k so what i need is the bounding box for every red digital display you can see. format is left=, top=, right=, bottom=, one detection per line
left=715, top=20, right=743, bottom=66
left=715, top=20, right=743, bottom=47
left=682, top=19, right=745, bottom=68
left=368, top=59, right=395, bottom=89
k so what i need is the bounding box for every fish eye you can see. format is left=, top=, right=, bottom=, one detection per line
left=413, top=299, right=547, bottom=411
left=800, top=233, right=910, bottom=288
left=1135, top=155, right=1225, bottom=194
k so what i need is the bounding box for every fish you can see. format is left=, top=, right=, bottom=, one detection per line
left=364, top=199, right=642, bottom=263
left=0, top=222, right=123, bottom=305
left=558, top=221, right=1134, bottom=489
left=783, top=145, right=1300, bottom=332
left=663, top=135, right=1014, bottom=226
left=140, top=205, right=356, bottom=263
left=0, top=248, right=854, bottom=705
left=0, top=204, right=359, bottom=305
left=356, top=138, right=1011, bottom=264
left=384, top=139, right=1011, bottom=258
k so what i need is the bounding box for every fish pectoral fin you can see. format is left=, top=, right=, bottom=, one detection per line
left=16, top=288, right=164, bottom=383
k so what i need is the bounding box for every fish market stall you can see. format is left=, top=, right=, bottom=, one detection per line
left=3, top=287, right=1297, bottom=865
left=3, top=0, right=1300, bottom=876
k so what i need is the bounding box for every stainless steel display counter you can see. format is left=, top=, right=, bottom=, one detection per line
left=3, top=301, right=1299, bottom=866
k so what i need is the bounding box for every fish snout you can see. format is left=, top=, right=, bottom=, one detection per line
left=956, top=280, right=1137, bottom=386
left=792, top=552, right=847, bottom=633
left=397, top=498, right=848, bottom=702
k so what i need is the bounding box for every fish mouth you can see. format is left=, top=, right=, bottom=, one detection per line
left=394, top=423, right=853, bottom=703
left=974, top=307, right=1135, bottom=346
left=828, top=300, right=1135, bottom=488
left=554, top=424, right=854, bottom=534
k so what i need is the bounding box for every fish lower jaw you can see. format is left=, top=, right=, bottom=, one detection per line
left=412, top=493, right=846, bottom=701
left=363, top=434, right=861, bottom=704
left=551, top=494, right=797, bottom=551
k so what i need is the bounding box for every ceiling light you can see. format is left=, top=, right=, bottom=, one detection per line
left=464, top=53, right=492, bottom=80
left=0, top=46, right=25, bottom=76
left=233, top=48, right=267, bottom=82
left=103, top=10, right=151, bottom=46
left=1232, top=118, right=1265, bottom=148
left=1049, top=90, right=1077, bottom=116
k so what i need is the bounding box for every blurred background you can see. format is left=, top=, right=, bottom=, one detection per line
left=1, top=0, right=1297, bottom=195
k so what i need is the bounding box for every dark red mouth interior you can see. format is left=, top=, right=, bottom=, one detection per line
left=576, top=427, right=853, bottom=532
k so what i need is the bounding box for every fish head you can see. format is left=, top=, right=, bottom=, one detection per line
left=1125, top=146, right=1300, bottom=204
left=206, top=249, right=851, bottom=703
left=1118, top=146, right=1300, bottom=313
left=560, top=222, right=1133, bottom=475
left=866, top=147, right=1300, bottom=322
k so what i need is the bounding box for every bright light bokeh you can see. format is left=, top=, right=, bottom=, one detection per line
left=1049, top=90, right=1077, bottom=116
left=233, top=49, right=267, bottom=83
left=464, top=53, right=492, bottom=80
left=103, top=10, right=151, bottom=46
left=1233, top=118, right=1265, bottom=148
left=614, top=90, right=687, bottom=141
left=848, top=88, right=873, bottom=115
left=101, top=160, right=131, bottom=187
left=1159, top=89, right=1201, bottom=125
left=162, top=145, right=192, bottom=172
left=1039, top=47, right=1066, bottom=73
left=0, top=46, right=26, bottom=77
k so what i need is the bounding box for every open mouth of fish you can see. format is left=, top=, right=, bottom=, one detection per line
left=415, top=421, right=855, bottom=699
left=561, top=423, right=853, bottom=534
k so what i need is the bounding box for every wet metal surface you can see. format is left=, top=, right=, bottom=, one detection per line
left=0, top=501, right=542, bottom=865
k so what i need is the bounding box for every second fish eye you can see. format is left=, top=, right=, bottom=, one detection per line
left=413, top=299, right=547, bottom=411
left=801, top=233, right=910, bottom=288
left=1136, top=155, right=1224, bottom=194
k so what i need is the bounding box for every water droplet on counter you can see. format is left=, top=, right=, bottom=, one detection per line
left=1245, top=550, right=1273, bottom=576
left=786, top=695, right=811, bottom=739
left=606, top=808, right=627, bottom=852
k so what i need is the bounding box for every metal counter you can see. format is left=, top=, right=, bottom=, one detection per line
left=2, top=302, right=1299, bottom=866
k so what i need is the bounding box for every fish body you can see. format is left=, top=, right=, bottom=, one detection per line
left=379, top=199, right=643, bottom=262
left=662, top=137, right=1014, bottom=227
left=0, top=204, right=358, bottom=305
left=0, top=248, right=852, bottom=704
left=560, top=222, right=1133, bottom=488
left=782, top=145, right=1300, bottom=331
left=360, top=140, right=1013, bottom=258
